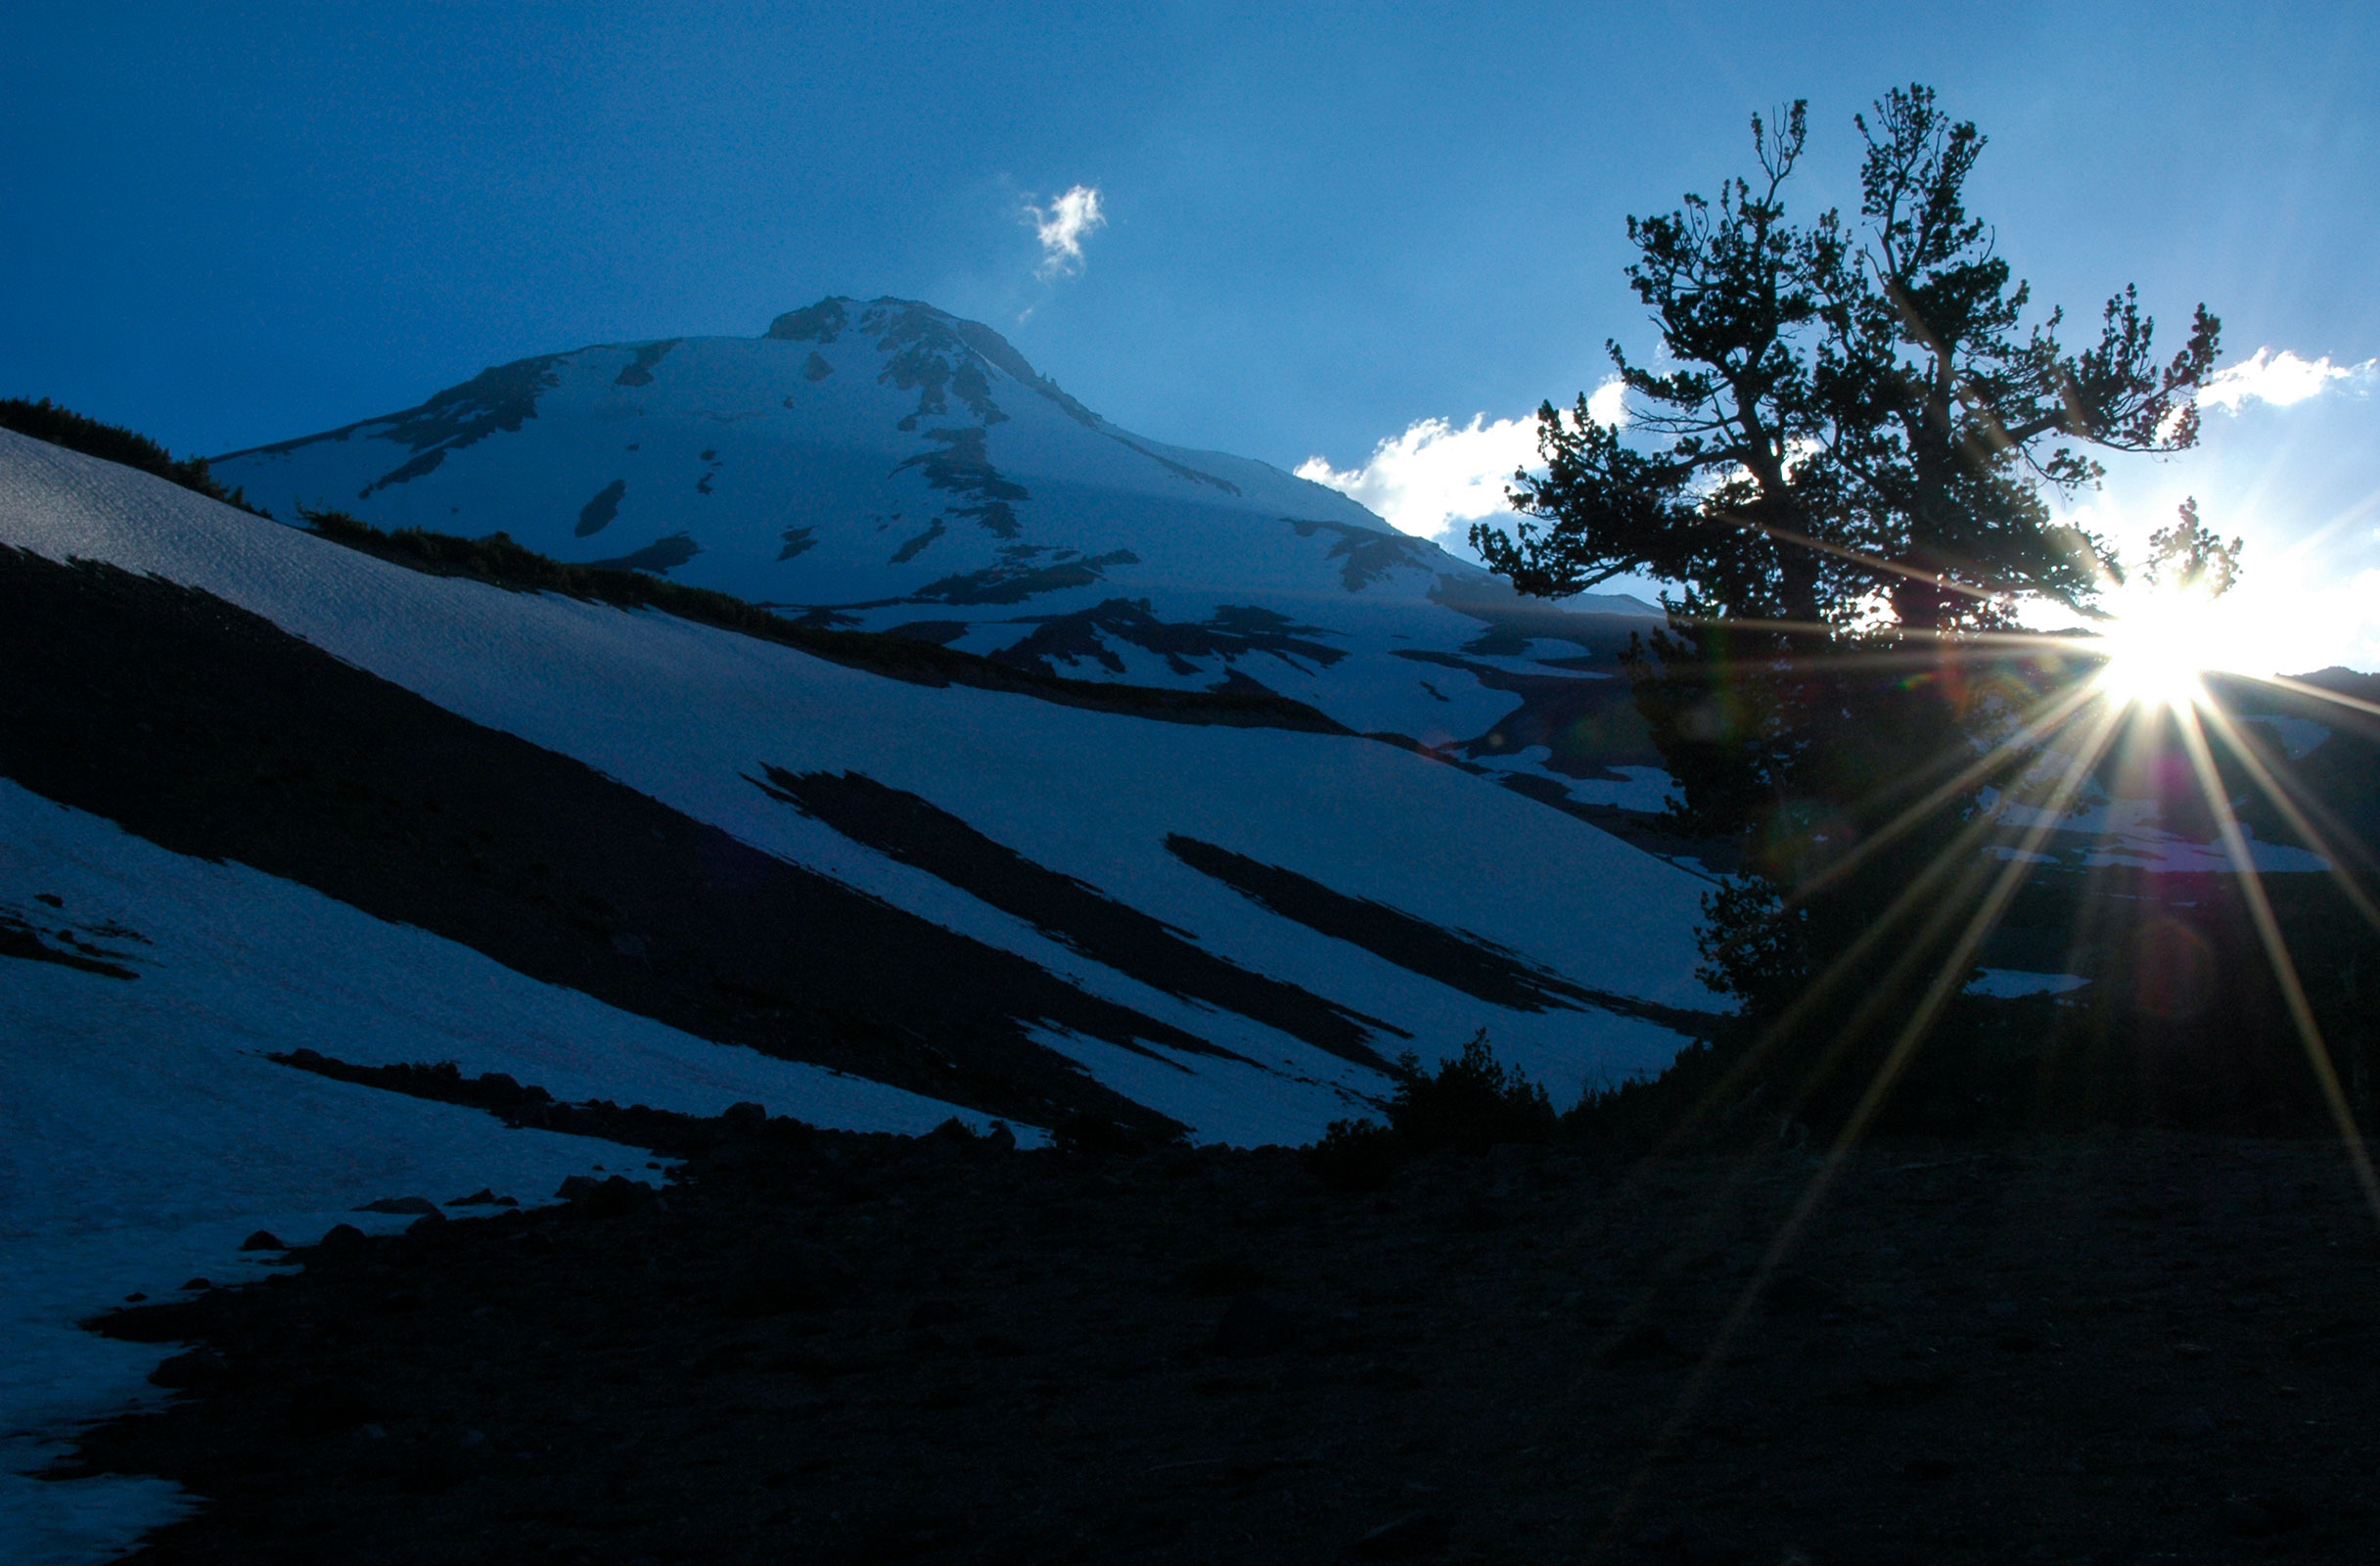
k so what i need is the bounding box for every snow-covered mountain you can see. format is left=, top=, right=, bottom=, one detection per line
left=9, top=306, right=2366, bottom=1555
left=213, top=298, right=1672, bottom=816
left=6, top=422, right=1720, bottom=1133
left=2, top=421, right=1722, bottom=1554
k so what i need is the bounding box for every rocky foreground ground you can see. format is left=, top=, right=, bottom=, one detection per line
left=60, top=1090, right=2380, bottom=1565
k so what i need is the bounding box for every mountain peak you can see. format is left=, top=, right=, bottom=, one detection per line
left=765, top=296, right=1102, bottom=429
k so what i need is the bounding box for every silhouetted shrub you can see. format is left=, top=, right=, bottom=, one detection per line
left=1389, top=1030, right=1556, bottom=1154
left=1304, top=1117, right=1403, bottom=1192
left=0, top=396, right=258, bottom=511
left=1304, top=1032, right=1555, bottom=1190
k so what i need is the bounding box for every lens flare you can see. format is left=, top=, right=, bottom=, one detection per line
left=2091, top=587, right=2218, bottom=708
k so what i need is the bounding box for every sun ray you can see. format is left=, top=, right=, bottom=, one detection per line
left=2193, top=698, right=2380, bottom=937
left=2172, top=704, right=2380, bottom=1230
left=1782, top=677, right=2105, bottom=910
left=1772, top=701, right=2130, bottom=1129
left=1640, top=691, right=2121, bottom=1151
left=1595, top=699, right=2131, bottom=1543
left=1567, top=470, right=2379, bottom=1544
left=2251, top=672, right=2380, bottom=725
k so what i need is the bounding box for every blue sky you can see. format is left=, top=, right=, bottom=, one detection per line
left=7, top=2, right=2377, bottom=666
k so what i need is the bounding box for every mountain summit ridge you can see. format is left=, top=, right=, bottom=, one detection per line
left=212, top=295, right=1670, bottom=809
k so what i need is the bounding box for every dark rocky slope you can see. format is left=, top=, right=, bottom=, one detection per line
left=63, top=1093, right=2380, bottom=1565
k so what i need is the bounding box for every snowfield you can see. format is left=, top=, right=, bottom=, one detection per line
left=0, top=426, right=1722, bottom=1115
left=209, top=298, right=1671, bottom=816
left=0, top=424, right=1722, bottom=1561
left=0, top=779, right=1002, bottom=1564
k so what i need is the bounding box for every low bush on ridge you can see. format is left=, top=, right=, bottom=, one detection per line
left=0, top=395, right=260, bottom=512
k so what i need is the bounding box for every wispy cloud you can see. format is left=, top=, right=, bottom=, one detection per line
left=1297, top=382, right=1622, bottom=539
left=2198, top=347, right=2376, bottom=414
left=1027, top=185, right=1106, bottom=279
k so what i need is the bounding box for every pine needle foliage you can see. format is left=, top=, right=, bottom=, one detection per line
left=1471, top=86, right=2222, bottom=1049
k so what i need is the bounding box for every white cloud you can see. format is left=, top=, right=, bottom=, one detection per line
left=2198, top=347, right=2375, bottom=414
left=1297, top=384, right=1623, bottom=540
left=1027, top=185, right=1106, bottom=278
left=1298, top=414, right=1539, bottom=538
left=1586, top=375, right=1629, bottom=427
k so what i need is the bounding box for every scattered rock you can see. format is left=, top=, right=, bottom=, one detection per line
left=149, top=1350, right=228, bottom=1388
left=1758, top=1271, right=1842, bottom=1315
left=907, top=1299, right=966, bottom=1329
left=394, top=1433, right=480, bottom=1494
left=317, top=1223, right=367, bottom=1250
left=239, top=1230, right=287, bottom=1251
left=1210, top=1294, right=1301, bottom=1358
left=1827, top=1365, right=1958, bottom=1406
left=180, top=1277, right=213, bottom=1292
left=1597, top=1324, right=1693, bottom=1370
left=726, top=1244, right=855, bottom=1315
left=555, top=1174, right=654, bottom=1216
left=285, top=1381, right=374, bottom=1437
left=2147, top=1405, right=2218, bottom=1441
left=2290, top=1319, right=2370, bottom=1364
left=53, top=1125, right=2380, bottom=1565
left=2253, top=1492, right=2311, bottom=1532
left=446, top=1188, right=501, bottom=1207
left=916, top=1381, right=973, bottom=1410
left=720, top=1101, right=769, bottom=1133
left=1452, top=1195, right=1505, bottom=1234
left=1630, top=1519, right=1752, bottom=1563
left=1348, top=1510, right=1450, bottom=1559
left=2216, top=1497, right=2281, bottom=1538
left=1178, top=1257, right=1271, bottom=1296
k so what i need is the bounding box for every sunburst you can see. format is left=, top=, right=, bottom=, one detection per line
left=2088, top=584, right=2221, bottom=710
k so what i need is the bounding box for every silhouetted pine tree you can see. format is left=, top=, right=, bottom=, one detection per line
left=1474, top=87, right=2220, bottom=1100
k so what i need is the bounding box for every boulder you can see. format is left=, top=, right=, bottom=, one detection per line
left=354, top=1196, right=440, bottom=1217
